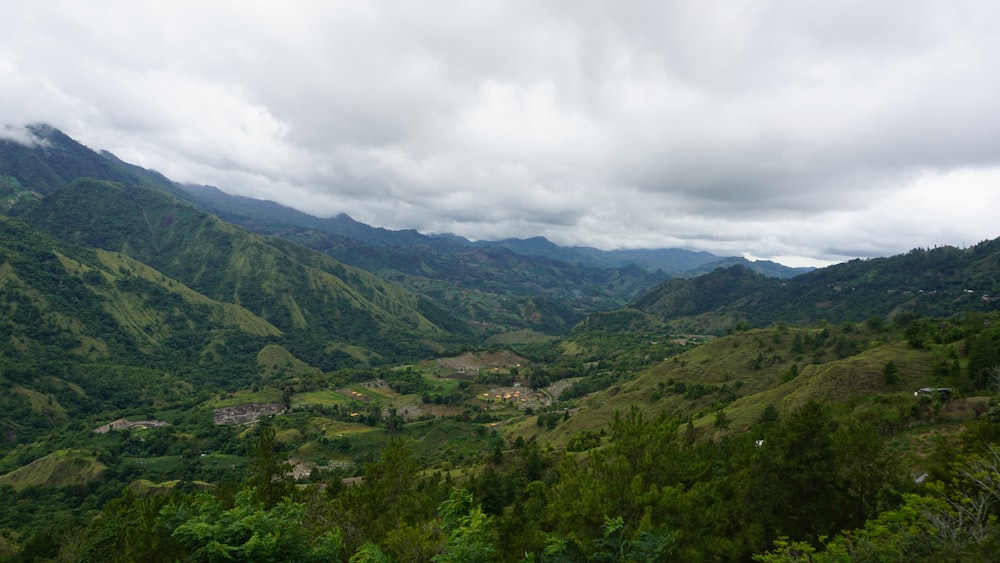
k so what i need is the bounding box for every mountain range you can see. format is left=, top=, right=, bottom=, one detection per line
left=3, top=124, right=1000, bottom=561
left=4, top=125, right=1000, bottom=348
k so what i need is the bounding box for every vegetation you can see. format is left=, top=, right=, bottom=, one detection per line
left=3, top=127, right=1000, bottom=561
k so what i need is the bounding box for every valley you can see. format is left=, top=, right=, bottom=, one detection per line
left=1, top=127, right=1000, bottom=561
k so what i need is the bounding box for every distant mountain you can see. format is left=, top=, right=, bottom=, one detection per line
left=0, top=212, right=277, bottom=365
left=471, top=236, right=722, bottom=275
left=177, top=180, right=810, bottom=278
left=1, top=125, right=807, bottom=340
left=173, top=186, right=674, bottom=333
left=633, top=242, right=1000, bottom=333
left=685, top=256, right=814, bottom=278
left=177, top=183, right=440, bottom=249
left=173, top=182, right=809, bottom=334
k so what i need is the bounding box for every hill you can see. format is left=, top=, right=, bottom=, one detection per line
left=3, top=126, right=809, bottom=339
left=12, top=178, right=466, bottom=367
left=3, top=125, right=1000, bottom=561
left=634, top=244, right=1000, bottom=333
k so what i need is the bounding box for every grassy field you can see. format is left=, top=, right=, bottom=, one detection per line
left=291, top=390, right=349, bottom=408
left=0, top=450, right=107, bottom=491
left=209, top=387, right=285, bottom=408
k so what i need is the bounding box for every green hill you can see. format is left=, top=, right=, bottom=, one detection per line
left=2, top=126, right=1000, bottom=562
left=0, top=449, right=107, bottom=491
left=635, top=243, right=1000, bottom=332
left=16, top=178, right=467, bottom=368
left=510, top=320, right=972, bottom=449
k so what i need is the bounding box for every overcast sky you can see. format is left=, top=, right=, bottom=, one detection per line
left=3, top=1, right=1000, bottom=267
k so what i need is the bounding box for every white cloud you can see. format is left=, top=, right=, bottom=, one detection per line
left=2, top=0, right=1000, bottom=266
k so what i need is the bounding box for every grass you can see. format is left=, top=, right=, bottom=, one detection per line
left=486, top=329, right=558, bottom=345
left=122, top=455, right=184, bottom=473
left=0, top=449, right=107, bottom=491
left=287, top=416, right=497, bottom=467
left=209, top=387, right=285, bottom=408
left=256, top=344, right=321, bottom=379
left=422, top=373, right=463, bottom=394
left=317, top=420, right=376, bottom=437
left=198, top=454, right=247, bottom=471
left=12, top=385, right=69, bottom=420
left=128, top=479, right=214, bottom=494
left=292, top=390, right=349, bottom=408
left=119, top=453, right=247, bottom=473
left=420, top=419, right=495, bottom=452
left=507, top=325, right=955, bottom=450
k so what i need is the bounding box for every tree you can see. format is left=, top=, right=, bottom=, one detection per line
left=714, top=410, right=731, bottom=430
left=757, top=444, right=1000, bottom=561
left=349, top=542, right=394, bottom=563
left=737, top=401, right=851, bottom=551
left=883, top=360, right=900, bottom=386
left=246, top=420, right=294, bottom=508
left=966, top=326, right=1000, bottom=391
left=433, top=488, right=497, bottom=563
left=164, top=489, right=343, bottom=562
left=336, top=438, right=436, bottom=554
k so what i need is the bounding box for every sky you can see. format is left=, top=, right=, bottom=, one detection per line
left=3, top=1, right=1000, bottom=267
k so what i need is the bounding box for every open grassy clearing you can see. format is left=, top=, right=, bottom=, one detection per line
left=128, top=479, right=214, bottom=494
left=209, top=387, right=284, bottom=408
left=0, top=449, right=107, bottom=491
left=291, top=390, right=349, bottom=408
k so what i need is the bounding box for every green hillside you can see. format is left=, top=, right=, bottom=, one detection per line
left=0, top=449, right=107, bottom=491
left=16, top=178, right=467, bottom=368
left=519, top=323, right=950, bottom=446
left=0, top=124, right=182, bottom=198
left=635, top=244, right=1000, bottom=332
left=2, top=128, right=1000, bottom=561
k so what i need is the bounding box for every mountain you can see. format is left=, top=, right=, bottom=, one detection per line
left=173, top=182, right=807, bottom=335
left=168, top=200, right=663, bottom=334
left=683, top=255, right=813, bottom=278
left=14, top=178, right=466, bottom=366
left=0, top=124, right=809, bottom=338
left=177, top=182, right=439, bottom=249
left=633, top=242, right=1000, bottom=333
left=5, top=127, right=1000, bottom=562
left=174, top=185, right=674, bottom=334
left=179, top=183, right=811, bottom=279
left=0, top=124, right=183, bottom=198
left=470, top=236, right=724, bottom=274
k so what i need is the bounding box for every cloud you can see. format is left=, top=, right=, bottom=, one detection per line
left=2, top=0, right=1000, bottom=266
left=0, top=124, right=48, bottom=147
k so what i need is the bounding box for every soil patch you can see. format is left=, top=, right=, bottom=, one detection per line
left=437, top=352, right=485, bottom=372
left=479, top=350, right=530, bottom=367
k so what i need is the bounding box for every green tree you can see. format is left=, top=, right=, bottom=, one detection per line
left=736, top=401, right=851, bottom=552
left=336, top=438, right=436, bottom=554
left=883, top=360, right=900, bottom=386
left=714, top=410, right=731, bottom=430
left=350, top=542, right=395, bottom=562
left=433, top=488, right=497, bottom=563
left=246, top=420, right=294, bottom=508
left=164, top=489, right=343, bottom=562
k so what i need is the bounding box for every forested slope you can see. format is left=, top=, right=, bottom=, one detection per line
left=635, top=242, right=1000, bottom=333
left=15, top=178, right=467, bottom=368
